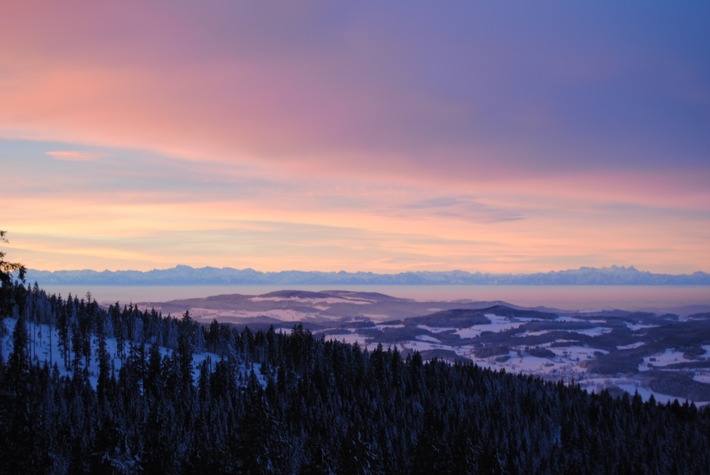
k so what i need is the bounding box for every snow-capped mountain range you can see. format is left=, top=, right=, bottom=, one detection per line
left=25, top=265, right=710, bottom=286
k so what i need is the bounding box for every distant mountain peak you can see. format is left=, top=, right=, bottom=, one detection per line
left=24, top=265, right=710, bottom=286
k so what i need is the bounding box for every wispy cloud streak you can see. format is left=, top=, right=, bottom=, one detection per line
left=46, top=150, right=105, bottom=162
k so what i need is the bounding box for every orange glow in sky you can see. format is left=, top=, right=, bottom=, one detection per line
left=1, top=2, right=709, bottom=274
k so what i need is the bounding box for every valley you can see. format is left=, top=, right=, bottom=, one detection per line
left=140, top=290, right=710, bottom=405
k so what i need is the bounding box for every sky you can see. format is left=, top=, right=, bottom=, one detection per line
left=1, top=1, right=709, bottom=274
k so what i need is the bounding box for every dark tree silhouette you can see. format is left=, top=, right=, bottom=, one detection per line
left=0, top=230, right=25, bottom=315
left=0, top=231, right=25, bottom=364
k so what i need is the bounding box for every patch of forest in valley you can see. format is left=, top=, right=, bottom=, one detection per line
left=1, top=282, right=710, bottom=474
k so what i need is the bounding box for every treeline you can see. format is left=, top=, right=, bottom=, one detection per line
left=1, top=282, right=709, bottom=474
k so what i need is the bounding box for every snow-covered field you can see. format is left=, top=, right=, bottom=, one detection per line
left=416, top=324, right=454, bottom=334
left=639, top=349, right=696, bottom=371
left=617, top=342, right=645, bottom=350
left=454, top=314, right=526, bottom=338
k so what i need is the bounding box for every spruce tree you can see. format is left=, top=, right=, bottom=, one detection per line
left=8, top=314, right=29, bottom=377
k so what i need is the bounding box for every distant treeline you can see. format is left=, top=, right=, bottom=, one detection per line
left=1, top=282, right=709, bottom=474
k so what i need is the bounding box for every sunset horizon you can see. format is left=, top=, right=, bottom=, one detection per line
left=2, top=2, right=709, bottom=276
left=18, top=262, right=710, bottom=277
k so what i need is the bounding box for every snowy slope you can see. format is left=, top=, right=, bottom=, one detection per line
left=1, top=317, right=267, bottom=389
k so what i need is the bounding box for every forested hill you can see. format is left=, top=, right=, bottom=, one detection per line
left=1, top=283, right=709, bottom=473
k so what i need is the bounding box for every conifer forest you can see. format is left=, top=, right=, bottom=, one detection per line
left=1, top=281, right=709, bottom=474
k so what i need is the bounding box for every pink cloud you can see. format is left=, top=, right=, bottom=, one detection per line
left=0, top=3, right=705, bottom=184
left=46, top=150, right=105, bottom=161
